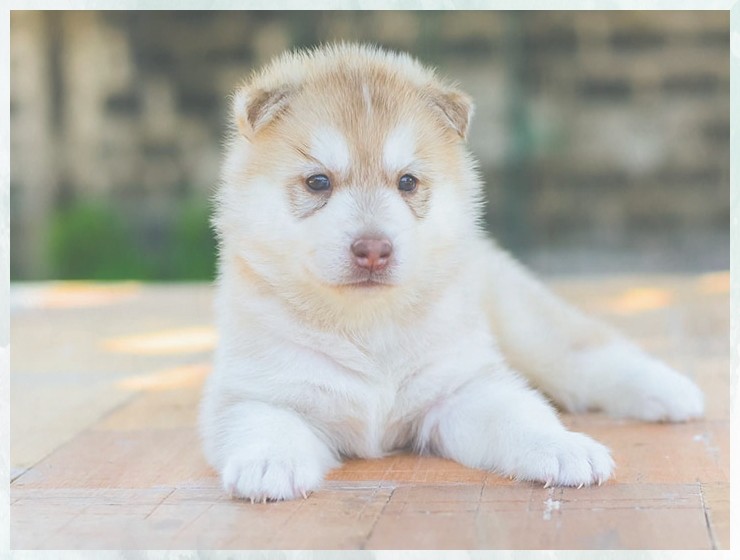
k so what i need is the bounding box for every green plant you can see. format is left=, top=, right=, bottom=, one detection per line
left=47, top=200, right=154, bottom=280
left=167, top=197, right=217, bottom=280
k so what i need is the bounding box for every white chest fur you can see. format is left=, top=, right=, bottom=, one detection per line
left=212, top=267, right=496, bottom=458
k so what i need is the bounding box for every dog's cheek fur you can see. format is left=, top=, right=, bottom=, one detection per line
left=287, top=181, right=331, bottom=219
left=215, top=159, right=309, bottom=289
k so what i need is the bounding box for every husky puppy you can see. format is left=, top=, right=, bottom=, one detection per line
left=200, top=44, right=704, bottom=501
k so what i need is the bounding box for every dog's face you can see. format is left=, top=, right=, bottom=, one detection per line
left=216, top=45, right=483, bottom=319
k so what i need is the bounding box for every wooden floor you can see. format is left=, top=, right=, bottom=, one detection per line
left=9, top=273, right=729, bottom=549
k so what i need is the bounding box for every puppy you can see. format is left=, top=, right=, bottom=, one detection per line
left=200, top=43, right=704, bottom=501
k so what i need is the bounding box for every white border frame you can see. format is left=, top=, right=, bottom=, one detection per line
left=2, top=2, right=736, bottom=558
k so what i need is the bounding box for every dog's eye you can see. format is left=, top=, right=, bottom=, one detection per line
left=306, top=174, right=331, bottom=192
left=398, top=174, right=417, bottom=193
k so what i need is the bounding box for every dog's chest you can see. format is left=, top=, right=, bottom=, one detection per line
left=282, top=288, right=487, bottom=457
left=299, top=324, right=455, bottom=456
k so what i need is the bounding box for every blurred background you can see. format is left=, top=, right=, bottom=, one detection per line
left=10, top=10, right=729, bottom=281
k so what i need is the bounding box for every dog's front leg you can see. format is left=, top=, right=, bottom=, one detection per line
left=417, top=372, right=615, bottom=487
left=201, top=399, right=340, bottom=502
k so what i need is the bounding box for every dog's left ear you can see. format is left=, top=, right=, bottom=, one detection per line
left=231, top=85, right=292, bottom=140
left=426, top=86, right=475, bottom=140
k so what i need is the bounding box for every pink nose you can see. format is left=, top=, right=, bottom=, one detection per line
left=351, top=237, right=393, bottom=272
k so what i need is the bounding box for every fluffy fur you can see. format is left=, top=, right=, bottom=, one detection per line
left=200, top=43, right=704, bottom=502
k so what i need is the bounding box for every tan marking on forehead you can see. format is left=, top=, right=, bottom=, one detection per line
left=303, top=66, right=420, bottom=154
left=362, top=83, right=373, bottom=117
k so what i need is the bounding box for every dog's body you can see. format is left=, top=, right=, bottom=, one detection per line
left=200, top=44, right=704, bottom=501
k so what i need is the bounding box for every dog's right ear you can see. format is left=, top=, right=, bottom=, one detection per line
left=426, top=86, right=475, bottom=141
left=232, top=85, right=292, bottom=140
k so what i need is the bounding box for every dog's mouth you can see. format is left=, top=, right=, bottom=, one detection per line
left=344, top=279, right=392, bottom=288
left=336, top=272, right=396, bottom=289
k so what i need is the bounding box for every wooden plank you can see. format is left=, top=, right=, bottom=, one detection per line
left=10, top=488, right=173, bottom=549
left=563, top=417, right=729, bottom=485
left=327, top=454, right=489, bottom=484
left=10, top=383, right=134, bottom=470
left=94, top=381, right=204, bottom=432
left=11, top=428, right=212, bottom=490
left=474, top=507, right=712, bottom=549
left=701, top=481, right=730, bottom=549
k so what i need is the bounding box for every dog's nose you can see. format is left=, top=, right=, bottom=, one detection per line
left=351, top=237, right=393, bottom=271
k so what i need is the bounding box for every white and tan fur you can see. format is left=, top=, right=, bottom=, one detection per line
left=200, top=44, right=704, bottom=501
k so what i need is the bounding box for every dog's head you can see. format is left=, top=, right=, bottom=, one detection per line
left=215, top=44, right=483, bottom=323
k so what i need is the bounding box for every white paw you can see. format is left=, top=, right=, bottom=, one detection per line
left=605, top=361, right=704, bottom=422
left=222, top=449, right=331, bottom=502
left=506, top=431, right=615, bottom=487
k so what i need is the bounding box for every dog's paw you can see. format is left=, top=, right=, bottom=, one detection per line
left=604, top=361, right=704, bottom=422
left=507, top=431, right=615, bottom=487
left=222, top=450, right=330, bottom=502
left=220, top=435, right=339, bottom=502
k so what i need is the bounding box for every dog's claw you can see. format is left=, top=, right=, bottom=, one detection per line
left=301, top=490, right=308, bottom=500
left=577, top=483, right=584, bottom=489
left=543, top=480, right=552, bottom=489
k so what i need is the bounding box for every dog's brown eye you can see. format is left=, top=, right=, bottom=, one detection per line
left=306, top=174, right=331, bottom=192
left=398, top=174, right=417, bottom=192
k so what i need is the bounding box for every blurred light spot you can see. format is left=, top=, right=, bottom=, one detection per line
left=117, top=362, right=210, bottom=392
left=104, top=326, right=216, bottom=355
left=698, top=271, right=729, bottom=295
left=11, top=281, right=141, bottom=310
left=605, top=287, right=673, bottom=315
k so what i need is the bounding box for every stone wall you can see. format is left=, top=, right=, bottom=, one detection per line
left=10, top=11, right=729, bottom=278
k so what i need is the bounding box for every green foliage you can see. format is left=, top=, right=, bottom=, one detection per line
left=46, top=196, right=217, bottom=281
left=48, top=201, right=151, bottom=280
left=168, top=198, right=217, bottom=280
